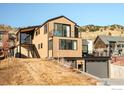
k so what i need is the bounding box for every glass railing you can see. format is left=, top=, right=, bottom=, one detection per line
left=21, top=40, right=32, bottom=44
left=48, top=31, right=63, bottom=37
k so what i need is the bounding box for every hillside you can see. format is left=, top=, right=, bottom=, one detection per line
left=0, top=24, right=17, bottom=33
left=79, top=24, right=124, bottom=40
left=0, top=58, right=99, bottom=85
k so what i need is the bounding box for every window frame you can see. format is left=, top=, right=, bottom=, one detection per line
left=75, top=27, right=79, bottom=38
left=54, top=23, right=71, bottom=37
left=59, top=39, right=77, bottom=50
left=41, top=43, right=43, bottom=48
left=44, top=24, right=48, bottom=34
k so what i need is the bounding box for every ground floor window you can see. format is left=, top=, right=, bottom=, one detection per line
left=59, top=39, right=77, bottom=50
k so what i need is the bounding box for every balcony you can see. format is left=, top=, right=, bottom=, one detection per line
left=20, top=33, right=32, bottom=45
left=48, top=30, right=71, bottom=37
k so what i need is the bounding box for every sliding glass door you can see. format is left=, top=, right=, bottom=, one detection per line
left=54, top=23, right=70, bottom=37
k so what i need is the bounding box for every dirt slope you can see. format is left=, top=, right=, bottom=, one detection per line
left=0, top=58, right=98, bottom=85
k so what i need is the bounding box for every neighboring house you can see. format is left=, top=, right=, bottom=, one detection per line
left=94, top=35, right=124, bottom=56
left=15, top=16, right=83, bottom=69
left=82, top=39, right=93, bottom=56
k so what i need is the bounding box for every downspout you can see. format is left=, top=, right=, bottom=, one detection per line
left=47, top=23, right=49, bottom=58
left=19, top=31, right=21, bottom=58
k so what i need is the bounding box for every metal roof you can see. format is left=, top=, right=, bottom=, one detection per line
left=97, top=35, right=124, bottom=44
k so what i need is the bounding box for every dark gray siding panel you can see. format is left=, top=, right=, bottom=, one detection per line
left=85, top=61, right=109, bottom=78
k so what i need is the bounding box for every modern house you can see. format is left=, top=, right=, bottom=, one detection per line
left=94, top=35, right=124, bottom=56
left=15, top=16, right=83, bottom=69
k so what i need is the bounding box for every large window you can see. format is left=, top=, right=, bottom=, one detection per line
left=59, top=39, right=77, bottom=50
left=75, top=27, right=79, bottom=38
left=54, top=23, right=70, bottom=37
left=20, top=33, right=32, bottom=44
left=44, top=24, right=48, bottom=34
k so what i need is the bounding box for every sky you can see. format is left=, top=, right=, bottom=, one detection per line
left=0, top=3, right=124, bottom=27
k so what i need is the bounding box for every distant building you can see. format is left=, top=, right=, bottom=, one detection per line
left=94, top=35, right=124, bottom=56
left=82, top=39, right=93, bottom=56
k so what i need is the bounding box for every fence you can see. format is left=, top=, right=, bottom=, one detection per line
left=110, top=64, right=124, bottom=79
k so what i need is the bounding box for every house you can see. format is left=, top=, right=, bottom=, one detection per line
left=94, top=35, right=124, bottom=56
left=15, top=16, right=83, bottom=70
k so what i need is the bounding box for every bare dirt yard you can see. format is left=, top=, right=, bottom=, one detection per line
left=0, top=58, right=99, bottom=85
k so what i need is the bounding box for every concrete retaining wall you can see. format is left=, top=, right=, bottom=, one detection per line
left=111, top=64, right=124, bottom=79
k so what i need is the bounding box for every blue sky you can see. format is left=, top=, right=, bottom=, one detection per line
left=0, top=3, right=124, bottom=27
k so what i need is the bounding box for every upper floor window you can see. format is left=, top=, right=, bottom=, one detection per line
left=44, top=24, right=48, bottom=34
left=75, top=27, right=79, bottom=38
left=36, top=29, right=40, bottom=36
left=20, top=33, right=32, bottom=44
left=54, top=23, right=70, bottom=37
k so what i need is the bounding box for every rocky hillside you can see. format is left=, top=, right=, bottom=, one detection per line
left=79, top=24, right=124, bottom=32
left=79, top=24, right=124, bottom=40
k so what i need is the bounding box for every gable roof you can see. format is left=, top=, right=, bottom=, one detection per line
left=94, top=35, right=124, bottom=45
left=40, top=15, right=78, bottom=27
left=17, top=15, right=79, bottom=34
